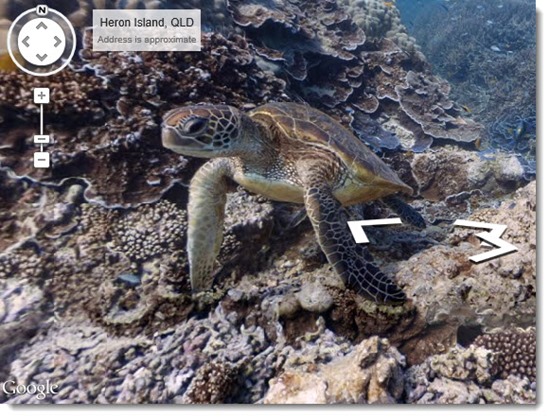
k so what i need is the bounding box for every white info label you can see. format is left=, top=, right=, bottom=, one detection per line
left=93, top=9, right=201, bottom=52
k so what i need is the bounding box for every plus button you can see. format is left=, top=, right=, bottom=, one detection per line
left=33, top=87, right=50, bottom=104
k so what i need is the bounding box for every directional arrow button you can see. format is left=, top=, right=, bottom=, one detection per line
left=12, top=16, right=74, bottom=72
left=453, top=220, right=518, bottom=263
left=347, top=218, right=403, bottom=244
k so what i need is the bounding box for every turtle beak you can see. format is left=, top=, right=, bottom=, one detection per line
left=161, top=123, right=178, bottom=149
left=161, top=124, right=184, bottom=151
left=161, top=124, right=213, bottom=157
left=162, top=124, right=196, bottom=152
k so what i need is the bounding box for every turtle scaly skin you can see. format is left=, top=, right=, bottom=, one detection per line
left=303, top=164, right=407, bottom=301
left=162, top=103, right=422, bottom=304
left=381, top=195, right=426, bottom=229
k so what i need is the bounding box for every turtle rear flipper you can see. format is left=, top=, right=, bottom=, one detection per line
left=303, top=169, right=407, bottom=304
left=381, top=195, right=426, bottom=229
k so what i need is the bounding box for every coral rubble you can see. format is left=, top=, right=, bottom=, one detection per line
left=405, top=344, right=536, bottom=404
left=265, top=336, right=405, bottom=404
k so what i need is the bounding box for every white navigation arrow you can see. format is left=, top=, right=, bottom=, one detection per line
left=347, top=218, right=403, bottom=244
left=453, top=220, right=518, bottom=263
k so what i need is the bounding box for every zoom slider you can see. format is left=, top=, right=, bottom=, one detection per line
left=34, top=135, right=50, bottom=144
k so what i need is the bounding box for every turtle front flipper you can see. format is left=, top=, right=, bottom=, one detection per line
left=187, top=158, right=234, bottom=291
left=381, top=195, right=426, bottom=229
left=303, top=174, right=407, bottom=304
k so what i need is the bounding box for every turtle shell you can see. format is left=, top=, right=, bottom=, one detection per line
left=249, top=102, right=413, bottom=195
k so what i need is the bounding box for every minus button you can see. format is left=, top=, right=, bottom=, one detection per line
left=34, top=151, right=50, bottom=168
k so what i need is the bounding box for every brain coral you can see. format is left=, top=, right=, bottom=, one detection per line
left=473, top=328, right=536, bottom=382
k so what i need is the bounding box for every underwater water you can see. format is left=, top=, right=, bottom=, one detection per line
left=399, top=0, right=536, bottom=175
left=0, top=0, right=537, bottom=405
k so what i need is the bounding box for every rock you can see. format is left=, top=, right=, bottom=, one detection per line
left=295, top=280, right=334, bottom=313
left=395, top=182, right=536, bottom=363
left=411, top=146, right=527, bottom=201
left=218, top=189, right=275, bottom=278
left=495, top=155, right=525, bottom=183
left=264, top=336, right=405, bottom=404
left=263, top=372, right=328, bottom=404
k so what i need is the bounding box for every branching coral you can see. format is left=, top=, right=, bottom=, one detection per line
left=110, top=200, right=187, bottom=262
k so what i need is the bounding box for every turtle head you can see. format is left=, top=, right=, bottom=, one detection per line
left=162, top=105, right=252, bottom=158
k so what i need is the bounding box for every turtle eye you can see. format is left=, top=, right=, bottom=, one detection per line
left=182, top=117, right=208, bottom=135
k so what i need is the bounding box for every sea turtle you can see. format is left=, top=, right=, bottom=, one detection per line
left=162, top=102, right=424, bottom=304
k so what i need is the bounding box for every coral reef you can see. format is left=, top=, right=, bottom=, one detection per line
left=473, top=328, right=536, bottom=382
left=2, top=146, right=534, bottom=405
left=227, top=0, right=482, bottom=150
left=0, top=153, right=537, bottom=404
left=405, top=344, right=536, bottom=404
left=406, top=0, right=535, bottom=166
left=0, top=0, right=536, bottom=406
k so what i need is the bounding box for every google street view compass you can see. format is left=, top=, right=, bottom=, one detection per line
left=7, top=4, right=76, bottom=76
